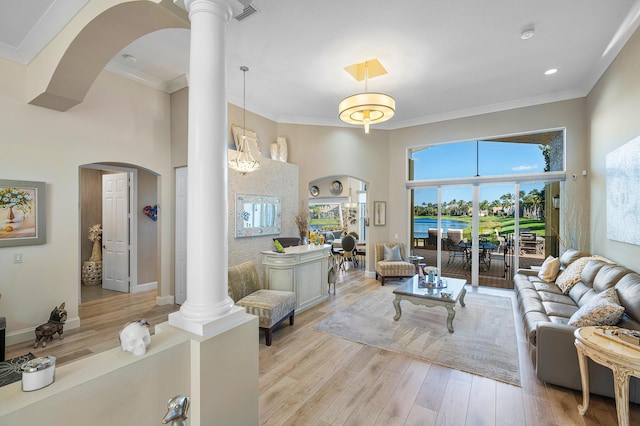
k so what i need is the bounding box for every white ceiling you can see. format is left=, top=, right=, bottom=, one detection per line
left=1, top=0, right=640, bottom=130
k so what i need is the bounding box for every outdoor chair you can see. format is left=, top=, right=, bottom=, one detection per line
left=427, top=228, right=440, bottom=246
left=446, top=229, right=463, bottom=245
left=443, top=237, right=466, bottom=265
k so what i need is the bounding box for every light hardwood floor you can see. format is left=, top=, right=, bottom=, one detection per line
left=6, top=271, right=639, bottom=425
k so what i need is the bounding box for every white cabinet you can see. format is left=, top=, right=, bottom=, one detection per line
left=261, top=245, right=330, bottom=313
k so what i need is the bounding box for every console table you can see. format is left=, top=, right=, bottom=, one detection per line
left=261, top=244, right=330, bottom=314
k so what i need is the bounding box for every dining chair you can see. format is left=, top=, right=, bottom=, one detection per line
left=355, top=244, right=366, bottom=268
left=339, top=235, right=357, bottom=271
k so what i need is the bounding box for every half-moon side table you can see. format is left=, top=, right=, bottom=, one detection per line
left=574, top=326, right=640, bottom=426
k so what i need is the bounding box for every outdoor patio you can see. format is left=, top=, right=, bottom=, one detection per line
left=413, top=246, right=545, bottom=289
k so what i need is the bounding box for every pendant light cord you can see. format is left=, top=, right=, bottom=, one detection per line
left=241, top=66, right=248, bottom=141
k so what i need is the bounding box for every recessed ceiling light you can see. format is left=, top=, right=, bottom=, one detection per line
left=520, top=29, right=535, bottom=40
left=544, top=68, right=558, bottom=75
left=122, top=54, right=137, bottom=64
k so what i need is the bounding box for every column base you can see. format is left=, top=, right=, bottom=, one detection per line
left=168, top=305, right=247, bottom=338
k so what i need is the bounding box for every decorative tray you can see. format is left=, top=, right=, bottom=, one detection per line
left=418, top=278, right=447, bottom=289
left=594, top=326, right=640, bottom=351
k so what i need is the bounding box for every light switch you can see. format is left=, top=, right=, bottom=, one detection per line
left=14, top=253, right=23, bottom=263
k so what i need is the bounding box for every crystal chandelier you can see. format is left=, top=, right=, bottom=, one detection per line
left=228, top=66, right=260, bottom=174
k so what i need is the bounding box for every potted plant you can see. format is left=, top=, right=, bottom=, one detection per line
left=295, top=211, right=309, bottom=244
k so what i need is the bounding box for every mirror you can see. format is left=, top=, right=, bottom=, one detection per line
left=235, top=194, right=281, bottom=237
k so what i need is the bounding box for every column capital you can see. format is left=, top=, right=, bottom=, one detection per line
left=176, top=0, right=235, bottom=22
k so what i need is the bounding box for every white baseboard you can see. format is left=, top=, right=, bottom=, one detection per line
left=6, top=316, right=80, bottom=346
left=156, top=295, right=175, bottom=306
left=365, top=270, right=377, bottom=279
left=131, top=281, right=157, bottom=293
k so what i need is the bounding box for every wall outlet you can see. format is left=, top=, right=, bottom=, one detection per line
left=14, top=253, right=23, bottom=263
left=394, top=233, right=398, bottom=239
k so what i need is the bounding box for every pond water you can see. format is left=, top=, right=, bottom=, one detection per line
left=414, top=218, right=468, bottom=238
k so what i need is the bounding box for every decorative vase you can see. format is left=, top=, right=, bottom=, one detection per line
left=7, top=205, right=15, bottom=222
left=89, top=239, right=102, bottom=261
left=82, top=260, right=102, bottom=286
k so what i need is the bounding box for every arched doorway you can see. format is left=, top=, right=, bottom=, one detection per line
left=308, top=175, right=369, bottom=270
left=79, top=163, right=160, bottom=302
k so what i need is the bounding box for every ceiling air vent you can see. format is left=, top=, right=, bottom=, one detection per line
left=234, top=5, right=259, bottom=21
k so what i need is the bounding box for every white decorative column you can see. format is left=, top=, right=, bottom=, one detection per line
left=170, top=0, right=245, bottom=336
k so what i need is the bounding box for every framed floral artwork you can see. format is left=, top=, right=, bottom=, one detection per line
left=0, top=179, right=46, bottom=247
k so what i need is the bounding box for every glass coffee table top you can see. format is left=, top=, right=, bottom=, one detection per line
left=393, top=275, right=466, bottom=302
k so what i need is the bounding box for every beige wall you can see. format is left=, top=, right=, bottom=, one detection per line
left=587, top=25, right=640, bottom=271
left=138, top=169, right=158, bottom=285
left=0, top=60, right=173, bottom=344
left=79, top=168, right=102, bottom=264
left=389, top=99, right=590, bottom=264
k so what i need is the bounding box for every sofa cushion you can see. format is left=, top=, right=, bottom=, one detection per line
left=538, top=256, right=561, bottom=282
left=542, top=301, right=579, bottom=319
left=568, top=288, right=625, bottom=327
left=383, top=244, right=403, bottom=261
left=533, top=282, right=563, bottom=294
left=615, top=272, right=640, bottom=322
left=559, top=248, right=588, bottom=269
left=236, top=289, right=297, bottom=328
left=520, top=296, right=546, bottom=315
left=592, top=262, right=628, bottom=293
left=538, top=291, right=575, bottom=305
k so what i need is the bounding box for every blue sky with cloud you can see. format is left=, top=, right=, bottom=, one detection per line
left=412, top=141, right=545, bottom=205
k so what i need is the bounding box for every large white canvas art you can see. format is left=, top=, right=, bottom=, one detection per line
left=606, top=135, right=640, bottom=245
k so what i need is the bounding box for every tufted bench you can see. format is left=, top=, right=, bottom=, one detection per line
left=228, top=261, right=296, bottom=346
left=374, top=242, right=416, bottom=285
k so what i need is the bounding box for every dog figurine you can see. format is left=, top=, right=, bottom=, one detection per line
left=162, top=395, right=190, bottom=426
left=34, top=302, right=67, bottom=348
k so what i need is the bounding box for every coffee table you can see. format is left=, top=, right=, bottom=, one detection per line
left=392, top=275, right=467, bottom=333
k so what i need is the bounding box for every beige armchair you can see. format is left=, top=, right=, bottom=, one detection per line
left=228, top=261, right=296, bottom=346
left=374, top=242, right=416, bottom=285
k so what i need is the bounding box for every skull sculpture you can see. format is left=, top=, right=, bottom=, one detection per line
left=119, top=319, right=151, bottom=356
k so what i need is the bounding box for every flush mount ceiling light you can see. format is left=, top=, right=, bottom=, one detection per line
left=339, top=59, right=395, bottom=135
left=228, top=66, right=260, bottom=175
left=122, top=54, right=137, bottom=63
left=545, top=68, right=558, bottom=75
left=520, top=28, right=535, bottom=40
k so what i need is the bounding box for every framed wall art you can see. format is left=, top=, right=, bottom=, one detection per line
left=373, top=201, right=386, bottom=226
left=0, top=179, right=46, bottom=247
left=606, top=135, right=640, bottom=245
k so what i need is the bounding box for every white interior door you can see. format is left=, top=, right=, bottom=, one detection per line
left=103, top=172, right=130, bottom=292
left=175, top=167, right=188, bottom=304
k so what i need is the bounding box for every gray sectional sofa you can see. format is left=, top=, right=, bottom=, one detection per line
left=513, top=248, right=640, bottom=402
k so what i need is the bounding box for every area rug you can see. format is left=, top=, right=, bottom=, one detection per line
left=314, top=285, right=521, bottom=386
left=0, top=353, right=35, bottom=387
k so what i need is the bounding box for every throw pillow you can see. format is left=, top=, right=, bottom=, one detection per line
left=383, top=244, right=403, bottom=261
left=537, top=256, right=561, bottom=283
left=555, top=256, right=597, bottom=294
left=568, top=288, right=625, bottom=328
